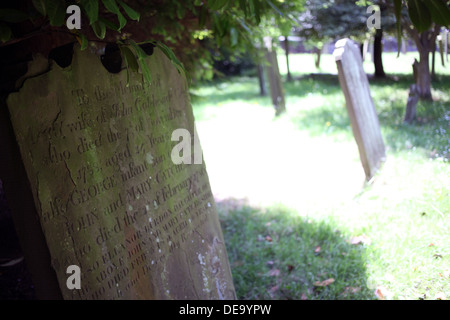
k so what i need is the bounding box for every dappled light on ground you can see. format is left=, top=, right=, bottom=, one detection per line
left=191, top=60, right=449, bottom=299
left=196, top=101, right=365, bottom=212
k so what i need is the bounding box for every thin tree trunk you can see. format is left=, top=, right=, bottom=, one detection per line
left=257, top=64, right=267, bottom=96
left=414, top=52, right=433, bottom=100
left=404, top=84, right=419, bottom=123
left=314, top=46, right=322, bottom=69
left=284, top=36, right=292, bottom=82
left=405, top=24, right=440, bottom=101
left=374, top=28, right=386, bottom=78
left=401, top=38, right=407, bottom=54
left=431, top=42, right=436, bottom=79
left=264, top=48, right=286, bottom=116
left=445, top=29, right=448, bottom=63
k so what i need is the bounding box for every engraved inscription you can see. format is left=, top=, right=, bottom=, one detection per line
left=7, top=47, right=235, bottom=300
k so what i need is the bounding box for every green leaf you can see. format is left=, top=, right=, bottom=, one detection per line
left=212, top=13, right=224, bottom=36
left=120, top=45, right=139, bottom=72
left=249, top=0, right=255, bottom=15
left=45, top=0, right=66, bottom=26
left=99, top=17, right=119, bottom=31
left=78, top=33, right=89, bottom=50
left=393, top=0, right=403, bottom=56
left=102, top=0, right=126, bottom=30
left=421, top=0, right=450, bottom=27
left=199, top=6, right=207, bottom=28
left=253, top=0, right=261, bottom=24
left=230, top=26, right=238, bottom=47
left=0, top=23, right=12, bottom=42
left=153, top=40, right=191, bottom=83
left=116, top=11, right=127, bottom=30
left=176, top=5, right=185, bottom=20
left=238, top=0, right=248, bottom=17
left=81, top=0, right=99, bottom=25
left=32, top=0, right=46, bottom=16
left=102, top=0, right=121, bottom=14
left=129, top=41, right=152, bottom=83
left=92, top=20, right=106, bottom=39
left=265, top=0, right=283, bottom=17
left=119, top=45, right=139, bottom=84
left=117, top=0, right=140, bottom=21
left=209, top=0, right=228, bottom=11
left=0, top=8, right=29, bottom=23
left=408, top=0, right=432, bottom=33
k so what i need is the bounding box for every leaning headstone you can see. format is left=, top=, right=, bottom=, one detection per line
left=334, top=38, right=386, bottom=180
left=263, top=38, right=286, bottom=116
left=6, top=45, right=235, bottom=299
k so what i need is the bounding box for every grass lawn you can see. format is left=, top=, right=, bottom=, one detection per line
left=190, top=52, right=449, bottom=300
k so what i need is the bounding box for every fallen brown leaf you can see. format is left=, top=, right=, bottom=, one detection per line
left=314, top=278, right=334, bottom=287
left=268, top=269, right=280, bottom=277
left=350, top=235, right=371, bottom=245
left=374, top=286, right=392, bottom=300
left=435, top=292, right=447, bottom=300
left=269, top=285, right=279, bottom=293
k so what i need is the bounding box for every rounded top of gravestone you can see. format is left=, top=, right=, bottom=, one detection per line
left=333, top=38, right=360, bottom=62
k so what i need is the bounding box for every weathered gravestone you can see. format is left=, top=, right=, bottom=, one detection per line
left=6, top=44, right=236, bottom=300
left=263, top=38, right=286, bottom=116
left=334, top=38, right=386, bottom=180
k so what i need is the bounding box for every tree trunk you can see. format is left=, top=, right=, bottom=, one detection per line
left=257, top=64, right=267, bottom=96
left=264, top=48, right=286, bottom=116
left=314, top=46, right=322, bottom=69
left=404, top=84, right=419, bottom=124
left=431, top=42, right=436, bottom=79
left=401, top=38, right=407, bottom=54
left=374, top=28, right=386, bottom=78
left=445, top=29, right=449, bottom=63
left=415, top=51, right=433, bottom=100
left=406, top=25, right=440, bottom=101
left=284, top=36, right=292, bottom=82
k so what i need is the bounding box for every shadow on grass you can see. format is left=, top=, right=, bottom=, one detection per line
left=192, top=73, right=449, bottom=157
left=285, top=74, right=450, bottom=158
left=216, top=198, right=375, bottom=300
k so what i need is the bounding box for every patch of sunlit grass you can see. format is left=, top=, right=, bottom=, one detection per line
left=191, top=55, right=449, bottom=300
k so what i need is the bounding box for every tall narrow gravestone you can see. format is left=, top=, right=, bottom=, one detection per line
left=6, top=45, right=236, bottom=299
left=334, top=38, right=386, bottom=180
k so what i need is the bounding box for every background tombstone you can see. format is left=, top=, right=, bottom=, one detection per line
left=263, top=37, right=286, bottom=116
left=6, top=44, right=236, bottom=300
left=333, top=38, right=386, bottom=181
